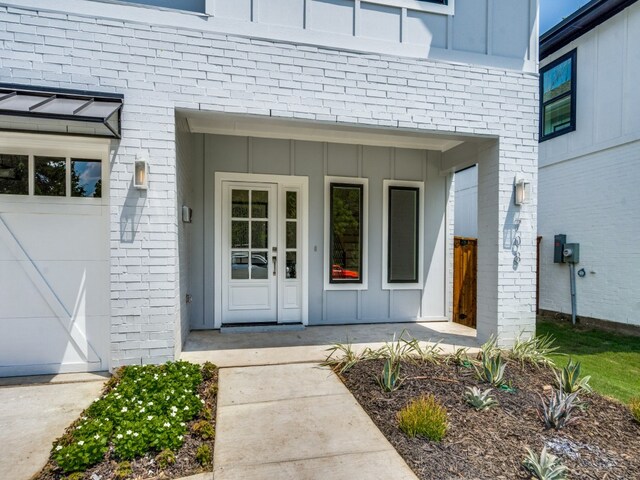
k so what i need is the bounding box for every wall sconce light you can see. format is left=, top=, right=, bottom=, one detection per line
left=514, top=179, right=530, bottom=206
left=182, top=205, right=192, bottom=223
left=134, top=155, right=148, bottom=190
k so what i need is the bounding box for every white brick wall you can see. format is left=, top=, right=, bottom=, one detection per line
left=539, top=140, right=640, bottom=326
left=0, top=3, right=539, bottom=362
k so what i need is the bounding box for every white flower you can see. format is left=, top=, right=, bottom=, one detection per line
left=180, top=422, right=185, bottom=427
left=105, top=418, right=110, bottom=422
left=178, top=435, right=183, bottom=441
left=148, top=401, right=153, bottom=406
left=140, top=407, right=146, bottom=413
left=183, top=406, right=189, bottom=411
left=147, top=415, right=154, bottom=421
left=94, top=434, right=100, bottom=440
left=56, top=445, right=63, bottom=451
left=116, top=434, right=123, bottom=439
left=78, top=441, right=85, bottom=446
left=171, top=406, right=178, bottom=412
left=201, top=399, right=205, bottom=404
left=170, top=412, right=176, bottom=417
left=138, top=400, right=143, bottom=405
left=133, top=432, right=139, bottom=437
left=121, top=407, right=128, bottom=413
left=76, top=425, right=83, bottom=430
left=163, top=422, right=171, bottom=428
left=126, top=430, right=132, bottom=435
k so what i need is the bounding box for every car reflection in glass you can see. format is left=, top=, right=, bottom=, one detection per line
left=232, top=252, right=269, bottom=280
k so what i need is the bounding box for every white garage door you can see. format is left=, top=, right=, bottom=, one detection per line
left=0, top=133, right=110, bottom=376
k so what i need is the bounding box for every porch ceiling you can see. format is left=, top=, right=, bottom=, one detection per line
left=181, top=110, right=480, bottom=153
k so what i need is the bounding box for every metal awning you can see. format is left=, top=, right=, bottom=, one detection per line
left=0, top=84, right=123, bottom=139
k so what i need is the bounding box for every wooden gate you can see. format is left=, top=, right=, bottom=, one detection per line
left=453, top=237, right=477, bottom=328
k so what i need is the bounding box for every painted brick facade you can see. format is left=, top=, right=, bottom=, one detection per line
left=0, top=3, right=538, bottom=366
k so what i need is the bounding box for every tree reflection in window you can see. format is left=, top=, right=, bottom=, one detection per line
left=330, top=183, right=363, bottom=283
left=34, top=156, right=66, bottom=197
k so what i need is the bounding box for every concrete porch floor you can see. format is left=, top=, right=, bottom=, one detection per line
left=181, top=321, right=478, bottom=367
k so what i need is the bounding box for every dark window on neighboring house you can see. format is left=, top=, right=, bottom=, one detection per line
left=330, top=183, right=363, bottom=284
left=388, top=186, right=419, bottom=283
left=540, top=49, right=577, bottom=141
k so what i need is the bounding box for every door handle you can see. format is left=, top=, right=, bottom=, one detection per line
left=272, top=256, right=277, bottom=276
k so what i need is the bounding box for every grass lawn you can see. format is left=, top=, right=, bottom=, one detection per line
left=537, top=319, right=640, bottom=403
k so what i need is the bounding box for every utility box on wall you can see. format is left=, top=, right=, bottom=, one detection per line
left=563, top=243, right=580, bottom=264
left=554, top=234, right=567, bottom=263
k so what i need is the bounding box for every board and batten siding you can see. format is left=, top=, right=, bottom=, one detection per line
left=188, top=134, right=449, bottom=328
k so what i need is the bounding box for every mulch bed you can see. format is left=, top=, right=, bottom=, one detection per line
left=340, top=359, right=640, bottom=479
left=35, top=370, right=218, bottom=480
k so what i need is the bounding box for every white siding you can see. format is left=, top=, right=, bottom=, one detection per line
left=538, top=2, right=640, bottom=326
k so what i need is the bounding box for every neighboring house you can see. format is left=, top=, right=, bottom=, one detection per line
left=453, top=0, right=640, bottom=328
left=0, top=0, right=539, bottom=376
left=538, top=0, right=640, bottom=327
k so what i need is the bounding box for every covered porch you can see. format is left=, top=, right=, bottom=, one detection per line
left=181, top=321, right=478, bottom=367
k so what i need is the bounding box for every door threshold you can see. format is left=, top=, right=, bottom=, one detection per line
left=220, top=323, right=305, bottom=334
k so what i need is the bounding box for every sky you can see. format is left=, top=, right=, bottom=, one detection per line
left=540, top=0, right=592, bottom=34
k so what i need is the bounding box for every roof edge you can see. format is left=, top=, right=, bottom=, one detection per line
left=540, top=0, right=639, bottom=60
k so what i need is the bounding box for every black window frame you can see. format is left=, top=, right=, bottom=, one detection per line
left=419, top=0, right=448, bottom=4
left=387, top=186, right=420, bottom=284
left=329, top=182, right=364, bottom=285
left=540, top=49, right=577, bottom=142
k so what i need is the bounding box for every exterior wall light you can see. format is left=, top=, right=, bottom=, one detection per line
left=134, top=155, right=148, bottom=190
left=514, top=179, right=530, bottom=206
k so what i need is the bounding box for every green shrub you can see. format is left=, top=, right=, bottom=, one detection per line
left=201, top=361, right=218, bottom=381
left=114, top=461, right=133, bottom=479
left=523, top=447, right=568, bottom=480
left=464, top=386, right=498, bottom=411
left=511, top=332, right=558, bottom=368
left=196, top=444, right=212, bottom=467
left=554, top=359, right=592, bottom=395
left=155, top=449, right=176, bottom=469
left=64, top=473, right=84, bottom=480
left=476, top=352, right=506, bottom=387
left=397, top=395, right=448, bottom=442
left=201, top=406, right=213, bottom=420
left=629, top=397, right=640, bottom=423
left=52, top=361, right=204, bottom=473
left=376, top=359, right=403, bottom=393
left=538, top=388, right=580, bottom=430
left=192, top=420, right=216, bottom=440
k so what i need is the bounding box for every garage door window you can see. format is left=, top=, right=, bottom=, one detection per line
left=72, top=159, right=102, bottom=198
left=0, top=152, right=102, bottom=199
left=0, top=154, right=29, bottom=195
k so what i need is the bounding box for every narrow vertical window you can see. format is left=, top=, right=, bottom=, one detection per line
left=540, top=49, right=576, bottom=141
left=388, top=186, right=419, bottom=283
left=330, top=183, right=363, bottom=283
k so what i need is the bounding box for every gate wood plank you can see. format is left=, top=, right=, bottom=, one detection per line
left=453, top=236, right=477, bottom=328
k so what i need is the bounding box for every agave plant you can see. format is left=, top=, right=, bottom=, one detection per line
left=402, top=337, right=442, bottom=364
left=554, top=359, right=592, bottom=395
left=475, top=352, right=506, bottom=386
left=377, top=358, right=403, bottom=392
left=479, top=335, right=501, bottom=359
left=538, top=387, right=580, bottom=430
left=511, top=332, right=558, bottom=368
left=523, top=446, right=568, bottom=480
left=464, top=386, right=498, bottom=411
left=322, top=341, right=376, bottom=374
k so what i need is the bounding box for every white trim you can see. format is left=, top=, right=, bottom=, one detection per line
left=381, top=179, right=425, bottom=290
left=214, top=172, right=309, bottom=329
left=324, top=176, right=369, bottom=291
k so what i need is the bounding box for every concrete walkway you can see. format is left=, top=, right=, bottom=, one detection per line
left=214, top=363, right=418, bottom=480
left=183, top=321, right=478, bottom=367
left=0, top=377, right=105, bottom=480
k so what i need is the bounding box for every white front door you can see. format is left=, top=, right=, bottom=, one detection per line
left=221, top=182, right=278, bottom=324
left=216, top=173, right=307, bottom=327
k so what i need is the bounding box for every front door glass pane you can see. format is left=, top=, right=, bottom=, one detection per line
left=251, top=252, right=269, bottom=279
left=286, top=191, right=297, bottom=219
left=231, top=221, right=249, bottom=248
left=252, top=221, right=268, bottom=249
left=286, top=252, right=297, bottom=279
left=232, top=190, right=249, bottom=218
left=231, top=251, right=249, bottom=279
left=251, top=190, right=268, bottom=218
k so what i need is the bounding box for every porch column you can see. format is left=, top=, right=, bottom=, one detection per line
left=109, top=100, right=180, bottom=369
left=476, top=140, right=537, bottom=346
